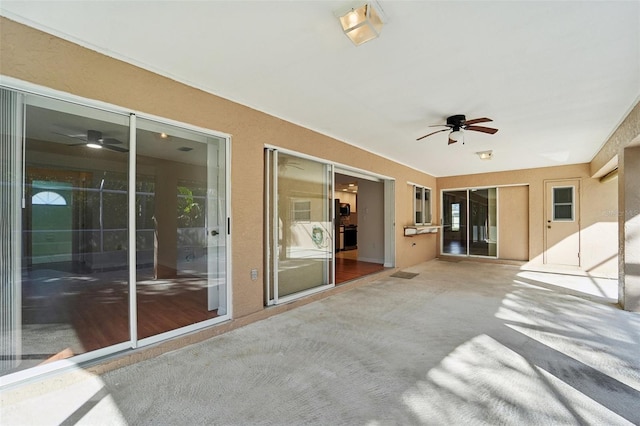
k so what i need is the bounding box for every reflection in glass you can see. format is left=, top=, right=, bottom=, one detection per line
left=276, top=153, right=333, bottom=298
left=135, top=119, right=227, bottom=340
left=469, top=188, right=497, bottom=256
left=442, top=188, right=497, bottom=257
left=4, top=93, right=131, bottom=375
left=442, top=191, right=468, bottom=255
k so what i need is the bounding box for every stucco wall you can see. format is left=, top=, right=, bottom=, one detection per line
left=0, top=18, right=438, bottom=318
left=437, top=163, right=618, bottom=277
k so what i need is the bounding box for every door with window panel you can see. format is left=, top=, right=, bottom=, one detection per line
left=544, top=180, right=580, bottom=266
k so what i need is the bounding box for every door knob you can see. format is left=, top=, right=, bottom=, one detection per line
left=211, top=230, right=219, bottom=236
left=547, top=225, right=551, bottom=229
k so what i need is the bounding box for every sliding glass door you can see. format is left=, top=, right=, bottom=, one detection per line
left=442, top=188, right=497, bottom=257
left=442, top=190, right=468, bottom=255
left=1, top=86, right=230, bottom=382
left=266, top=150, right=333, bottom=303
left=135, top=118, right=228, bottom=342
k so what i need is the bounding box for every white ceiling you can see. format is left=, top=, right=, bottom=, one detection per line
left=2, top=1, right=639, bottom=177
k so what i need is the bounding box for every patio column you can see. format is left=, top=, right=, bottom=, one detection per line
left=619, top=144, right=640, bottom=311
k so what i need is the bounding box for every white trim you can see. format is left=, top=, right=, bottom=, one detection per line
left=275, top=283, right=335, bottom=305
left=439, top=182, right=528, bottom=192
left=224, top=134, right=233, bottom=319
left=128, top=114, right=138, bottom=347
left=331, top=165, right=336, bottom=286
left=551, top=185, right=576, bottom=222
left=272, top=150, right=280, bottom=304
left=264, top=149, right=272, bottom=304
left=137, top=315, right=231, bottom=348
left=0, top=342, right=130, bottom=389
left=264, top=144, right=395, bottom=182
left=384, top=179, right=396, bottom=268
left=412, top=184, right=433, bottom=226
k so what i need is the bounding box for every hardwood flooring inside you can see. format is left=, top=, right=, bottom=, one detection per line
left=17, top=253, right=383, bottom=370
left=335, top=250, right=385, bottom=284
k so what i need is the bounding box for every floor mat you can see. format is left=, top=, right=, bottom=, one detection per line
left=390, top=271, right=419, bottom=279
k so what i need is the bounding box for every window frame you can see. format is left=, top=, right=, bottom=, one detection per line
left=552, top=186, right=575, bottom=222
left=413, top=184, right=432, bottom=226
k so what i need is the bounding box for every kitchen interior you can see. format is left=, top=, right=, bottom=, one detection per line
left=335, top=184, right=358, bottom=256
left=334, top=173, right=385, bottom=282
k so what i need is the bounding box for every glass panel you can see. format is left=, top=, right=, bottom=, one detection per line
left=423, top=188, right=432, bottom=224
left=442, top=191, right=468, bottom=255
left=135, top=119, right=227, bottom=340
left=5, top=93, right=131, bottom=376
left=553, top=187, right=573, bottom=220
left=554, top=205, right=573, bottom=221
left=415, top=187, right=423, bottom=224
left=469, top=188, right=497, bottom=256
left=553, top=187, right=573, bottom=204
left=277, top=153, right=333, bottom=298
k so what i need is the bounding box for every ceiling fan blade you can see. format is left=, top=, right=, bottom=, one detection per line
left=448, top=137, right=457, bottom=145
left=417, top=128, right=449, bottom=141
left=102, top=137, right=123, bottom=145
left=54, top=131, right=87, bottom=141
left=104, top=144, right=129, bottom=153
left=428, top=124, right=452, bottom=128
left=466, top=125, right=498, bottom=134
left=464, top=117, right=493, bottom=126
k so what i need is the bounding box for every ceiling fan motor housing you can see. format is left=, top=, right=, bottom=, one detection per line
left=87, top=129, right=103, bottom=143
left=446, top=114, right=466, bottom=127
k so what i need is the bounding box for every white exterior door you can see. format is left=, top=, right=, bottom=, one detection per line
left=544, top=180, right=580, bottom=266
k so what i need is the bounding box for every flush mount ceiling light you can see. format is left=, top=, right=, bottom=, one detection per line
left=337, top=2, right=385, bottom=46
left=476, top=150, right=493, bottom=160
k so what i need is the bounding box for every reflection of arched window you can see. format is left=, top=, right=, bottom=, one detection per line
left=32, top=191, right=67, bottom=206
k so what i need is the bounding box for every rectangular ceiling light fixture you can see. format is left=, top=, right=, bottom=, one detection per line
left=338, top=2, right=384, bottom=46
left=476, top=150, right=493, bottom=160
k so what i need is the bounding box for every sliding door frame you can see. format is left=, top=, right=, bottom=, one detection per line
left=440, top=185, right=500, bottom=259
left=0, top=77, right=233, bottom=386
left=265, top=147, right=335, bottom=305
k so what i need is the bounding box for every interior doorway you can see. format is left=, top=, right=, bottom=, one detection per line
left=334, top=172, right=386, bottom=283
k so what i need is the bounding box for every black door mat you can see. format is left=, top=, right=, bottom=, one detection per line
left=390, top=271, right=419, bottom=279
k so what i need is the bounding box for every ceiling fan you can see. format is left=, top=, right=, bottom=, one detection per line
left=417, top=114, right=498, bottom=145
left=57, top=129, right=128, bottom=152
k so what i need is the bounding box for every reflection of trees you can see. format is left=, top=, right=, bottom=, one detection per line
left=177, top=185, right=205, bottom=228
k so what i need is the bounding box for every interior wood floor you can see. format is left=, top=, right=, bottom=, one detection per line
left=335, top=251, right=385, bottom=284
left=19, top=255, right=383, bottom=366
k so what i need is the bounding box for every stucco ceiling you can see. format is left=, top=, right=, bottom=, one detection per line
left=2, top=1, right=639, bottom=177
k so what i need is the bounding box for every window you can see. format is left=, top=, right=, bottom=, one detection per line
left=413, top=185, right=432, bottom=225
left=292, top=200, right=311, bottom=222
left=553, top=187, right=574, bottom=221
left=32, top=190, right=67, bottom=206
left=451, top=203, right=460, bottom=231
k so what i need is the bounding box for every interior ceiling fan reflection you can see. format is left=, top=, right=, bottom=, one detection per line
left=417, top=114, right=498, bottom=145
left=56, top=129, right=129, bottom=152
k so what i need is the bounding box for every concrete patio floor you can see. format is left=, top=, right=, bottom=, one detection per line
left=2, top=259, right=639, bottom=425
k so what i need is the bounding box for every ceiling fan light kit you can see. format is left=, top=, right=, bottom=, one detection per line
left=58, top=129, right=129, bottom=152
